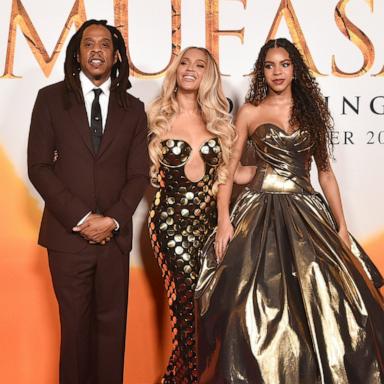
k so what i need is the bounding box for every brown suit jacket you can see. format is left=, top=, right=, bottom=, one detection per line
left=28, top=81, right=149, bottom=254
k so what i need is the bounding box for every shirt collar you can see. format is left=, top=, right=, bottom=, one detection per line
left=79, top=71, right=111, bottom=97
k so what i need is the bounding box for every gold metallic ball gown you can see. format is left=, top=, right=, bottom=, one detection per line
left=195, top=124, right=384, bottom=384
left=149, top=137, right=221, bottom=383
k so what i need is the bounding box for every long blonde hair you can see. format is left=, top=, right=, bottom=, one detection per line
left=148, top=47, right=235, bottom=192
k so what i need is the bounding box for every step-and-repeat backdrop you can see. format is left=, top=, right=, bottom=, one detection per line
left=0, top=1, right=383, bottom=383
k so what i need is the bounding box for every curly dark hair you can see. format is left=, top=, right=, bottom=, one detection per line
left=64, top=19, right=131, bottom=109
left=246, top=38, right=333, bottom=171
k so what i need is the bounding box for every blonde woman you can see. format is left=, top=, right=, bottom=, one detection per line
left=148, top=47, right=235, bottom=383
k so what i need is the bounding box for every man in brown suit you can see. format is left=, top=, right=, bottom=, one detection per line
left=27, top=20, right=149, bottom=383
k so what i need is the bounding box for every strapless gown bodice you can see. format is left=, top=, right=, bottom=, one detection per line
left=160, top=137, right=221, bottom=169
left=247, top=123, right=314, bottom=193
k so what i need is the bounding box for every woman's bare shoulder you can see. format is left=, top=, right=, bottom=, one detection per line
left=236, top=102, right=266, bottom=132
left=238, top=102, right=266, bottom=120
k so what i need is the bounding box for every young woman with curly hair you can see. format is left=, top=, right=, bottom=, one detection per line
left=195, top=38, right=384, bottom=384
left=147, top=46, right=235, bottom=383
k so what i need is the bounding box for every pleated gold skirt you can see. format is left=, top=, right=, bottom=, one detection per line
left=195, top=189, right=384, bottom=384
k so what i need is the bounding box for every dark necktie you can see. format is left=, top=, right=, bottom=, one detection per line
left=91, top=88, right=103, bottom=152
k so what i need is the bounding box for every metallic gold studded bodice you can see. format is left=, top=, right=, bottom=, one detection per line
left=148, top=137, right=221, bottom=384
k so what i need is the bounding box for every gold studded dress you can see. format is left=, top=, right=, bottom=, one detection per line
left=149, top=137, right=221, bottom=383
left=195, top=124, right=384, bottom=384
